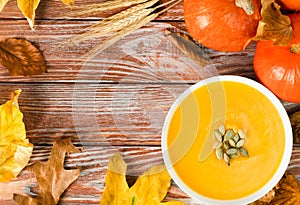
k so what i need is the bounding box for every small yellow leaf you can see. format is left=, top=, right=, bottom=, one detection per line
left=0, top=0, right=9, bottom=12
left=101, top=153, right=131, bottom=205
left=61, top=0, right=75, bottom=7
left=129, top=164, right=171, bottom=204
left=17, top=0, right=41, bottom=30
left=0, top=90, right=33, bottom=182
left=253, top=0, right=293, bottom=45
left=100, top=153, right=185, bottom=205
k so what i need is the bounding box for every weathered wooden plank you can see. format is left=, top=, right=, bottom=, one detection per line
left=0, top=83, right=299, bottom=146
left=0, top=145, right=299, bottom=204
left=0, top=20, right=257, bottom=83
left=0, top=146, right=190, bottom=204
left=0, top=0, right=184, bottom=21
left=0, top=83, right=188, bottom=145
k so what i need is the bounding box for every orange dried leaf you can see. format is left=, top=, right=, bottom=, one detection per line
left=13, top=137, right=81, bottom=205
left=0, top=38, right=47, bottom=76
left=0, top=90, right=33, bottom=182
left=253, top=0, right=293, bottom=45
left=270, top=173, right=300, bottom=204
left=290, top=111, right=300, bottom=144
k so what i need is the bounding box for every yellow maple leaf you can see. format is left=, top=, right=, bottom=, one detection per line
left=0, top=0, right=9, bottom=12
left=0, top=89, right=33, bottom=182
left=101, top=153, right=185, bottom=205
left=61, top=0, right=75, bottom=7
left=17, top=0, right=41, bottom=30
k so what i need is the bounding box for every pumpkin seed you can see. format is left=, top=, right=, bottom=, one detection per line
left=236, top=139, right=245, bottom=148
left=230, top=153, right=239, bottom=159
left=213, top=141, right=223, bottom=149
left=228, top=139, right=236, bottom=147
left=224, top=129, right=234, bottom=141
left=216, top=148, right=224, bottom=160
left=214, top=130, right=223, bottom=142
left=212, top=125, right=249, bottom=165
left=233, top=134, right=240, bottom=143
left=219, top=124, right=225, bottom=136
left=239, top=147, right=249, bottom=157
left=223, top=142, right=229, bottom=150
left=224, top=153, right=230, bottom=165
left=227, top=148, right=238, bottom=155
left=238, top=129, right=246, bottom=139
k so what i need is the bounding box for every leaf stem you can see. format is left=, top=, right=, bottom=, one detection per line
left=131, top=196, right=135, bottom=205
left=290, top=44, right=300, bottom=54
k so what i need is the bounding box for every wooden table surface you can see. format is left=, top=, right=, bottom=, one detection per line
left=0, top=1, right=300, bottom=204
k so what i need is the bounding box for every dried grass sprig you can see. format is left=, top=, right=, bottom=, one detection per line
left=69, top=0, right=159, bottom=44
left=65, top=0, right=150, bottom=17
left=81, top=0, right=183, bottom=58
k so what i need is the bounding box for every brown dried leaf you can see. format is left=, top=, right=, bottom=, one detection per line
left=13, top=137, right=81, bottom=205
left=164, top=28, right=212, bottom=68
left=253, top=0, right=293, bottom=46
left=270, top=173, right=300, bottom=204
left=0, top=38, right=47, bottom=76
left=290, top=111, right=300, bottom=144
left=248, top=188, right=276, bottom=204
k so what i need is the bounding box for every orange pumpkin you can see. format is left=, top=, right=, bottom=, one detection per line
left=254, top=14, right=300, bottom=103
left=184, top=0, right=261, bottom=52
left=278, top=0, right=300, bottom=10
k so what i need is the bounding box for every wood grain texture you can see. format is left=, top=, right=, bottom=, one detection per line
left=0, top=0, right=300, bottom=204
left=0, top=0, right=184, bottom=21
left=0, top=83, right=299, bottom=146
left=0, top=20, right=256, bottom=83
left=1, top=144, right=300, bottom=205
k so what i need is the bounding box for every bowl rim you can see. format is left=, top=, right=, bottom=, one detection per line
left=161, top=75, right=293, bottom=205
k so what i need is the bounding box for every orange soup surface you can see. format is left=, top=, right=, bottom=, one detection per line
left=167, top=81, right=285, bottom=200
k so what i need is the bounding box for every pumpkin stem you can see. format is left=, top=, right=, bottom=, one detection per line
left=290, top=44, right=300, bottom=54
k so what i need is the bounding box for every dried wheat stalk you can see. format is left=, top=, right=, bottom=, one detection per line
left=61, top=0, right=183, bottom=58
left=66, top=0, right=150, bottom=17
left=70, top=0, right=159, bottom=43
left=82, top=0, right=183, bottom=58
left=83, top=13, right=160, bottom=59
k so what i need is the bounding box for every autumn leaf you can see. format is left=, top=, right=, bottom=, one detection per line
left=13, top=137, right=81, bottom=205
left=290, top=111, right=300, bottom=144
left=0, top=89, right=33, bottom=183
left=0, top=38, right=47, bottom=76
left=62, top=0, right=75, bottom=7
left=0, top=0, right=9, bottom=12
left=17, top=0, right=41, bottom=30
left=252, top=0, right=293, bottom=45
left=270, top=173, right=300, bottom=204
left=101, top=153, right=185, bottom=205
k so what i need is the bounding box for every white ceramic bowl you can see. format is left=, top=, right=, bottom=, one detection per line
left=162, top=75, right=293, bottom=205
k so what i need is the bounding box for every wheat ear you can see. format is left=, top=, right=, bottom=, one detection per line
left=69, top=0, right=159, bottom=44
left=64, top=0, right=150, bottom=17
left=82, top=0, right=183, bottom=59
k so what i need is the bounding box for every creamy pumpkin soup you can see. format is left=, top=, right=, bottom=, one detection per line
left=162, top=76, right=292, bottom=203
